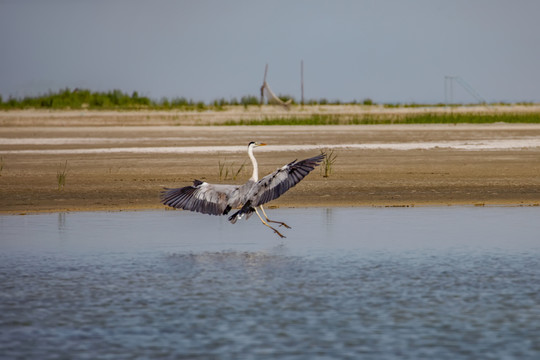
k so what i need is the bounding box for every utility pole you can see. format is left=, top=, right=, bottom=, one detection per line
left=300, top=60, right=304, bottom=108
left=260, top=64, right=268, bottom=106
left=445, top=75, right=455, bottom=107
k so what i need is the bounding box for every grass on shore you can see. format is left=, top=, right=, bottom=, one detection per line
left=0, top=88, right=260, bottom=111
left=2, top=88, right=538, bottom=114
left=2, top=88, right=539, bottom=125
left=222, top=112, right=540, bottom=126
left=56, top=160, right=68, bottom=191
left=218, top=160, right=247, bottom=181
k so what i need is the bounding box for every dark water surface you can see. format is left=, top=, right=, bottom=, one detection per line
left=1, top=207, right=540, bottom=359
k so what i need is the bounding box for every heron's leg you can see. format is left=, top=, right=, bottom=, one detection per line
left=259, top=205, right=291, bottom=229
left=254, top=207, right=286, bottom=238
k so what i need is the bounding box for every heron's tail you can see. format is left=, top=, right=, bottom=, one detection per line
left=228, top=201, right=255, bottom=224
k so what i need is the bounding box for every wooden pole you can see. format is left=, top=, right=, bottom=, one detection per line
left=301, top=60, right=304, bottom=107
left=260, top=64, right=268, bottom=106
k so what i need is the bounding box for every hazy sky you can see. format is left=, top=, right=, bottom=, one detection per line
left=1, top=0, right=539, bottom=104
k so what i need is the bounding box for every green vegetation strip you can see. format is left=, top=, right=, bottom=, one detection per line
left=0, top=88, right=260, bottom=111
left=2, top=88, right=539, bottom=124
left=223, top=113, right=540, bottom=125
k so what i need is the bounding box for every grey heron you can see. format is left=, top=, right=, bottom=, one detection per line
left=161, top=142, right=325, bottom=238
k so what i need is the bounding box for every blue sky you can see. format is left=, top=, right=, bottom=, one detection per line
left=1, top=0, right=539, bottom=104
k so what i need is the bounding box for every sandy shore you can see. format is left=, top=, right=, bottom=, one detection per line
left=1, top=109, right=540, bottom=213
left=2, top=104, right=540, bottom=126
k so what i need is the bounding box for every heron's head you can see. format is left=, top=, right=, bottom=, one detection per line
left=248, top=141, right=267, bottom=148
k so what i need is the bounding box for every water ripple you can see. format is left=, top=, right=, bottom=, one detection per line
left=1, top=208, right=540, bottom=359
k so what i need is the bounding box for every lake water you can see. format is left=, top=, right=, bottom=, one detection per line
left=1, top=207, right=539, bottom=359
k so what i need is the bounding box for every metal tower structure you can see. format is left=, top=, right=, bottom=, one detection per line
left=445, top=76, right=487, bottom=105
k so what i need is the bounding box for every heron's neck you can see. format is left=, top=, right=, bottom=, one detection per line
left=248, top=146, right=258, bottom=181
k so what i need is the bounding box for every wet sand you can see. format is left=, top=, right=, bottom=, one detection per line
left=1, top=109, right=539, bottom=213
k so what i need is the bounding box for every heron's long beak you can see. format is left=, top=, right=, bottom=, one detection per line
left=257, top=143, right=267, bottom=147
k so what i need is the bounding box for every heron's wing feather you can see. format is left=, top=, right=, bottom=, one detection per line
left=252, top=153, right=325, bottom=206
left=161, top=180, right=239, bottom=216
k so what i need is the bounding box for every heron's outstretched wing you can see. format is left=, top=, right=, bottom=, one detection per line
left=161, top=180, right=239, bottom=216
left=251, top=153, right=325, bottom=207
